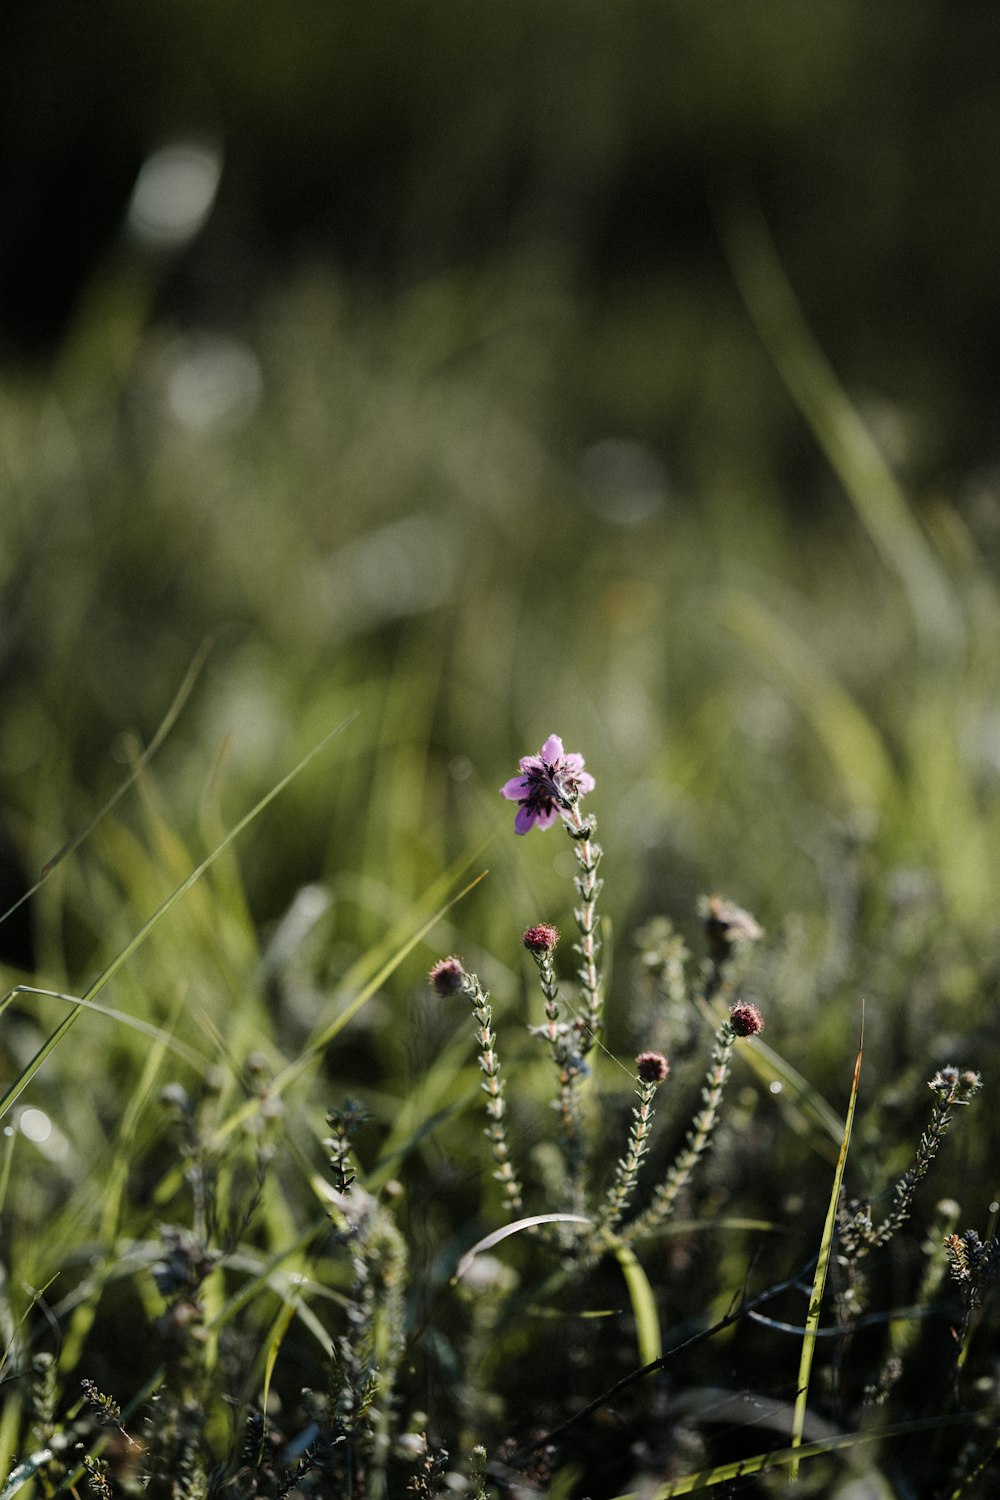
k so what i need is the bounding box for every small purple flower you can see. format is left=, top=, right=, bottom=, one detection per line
left=500, top=734, right=595, bottom=835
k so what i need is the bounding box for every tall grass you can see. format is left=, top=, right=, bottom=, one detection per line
left=1, top=214, right=1000, bottom=1494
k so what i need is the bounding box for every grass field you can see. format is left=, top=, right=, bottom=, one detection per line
left=1, top=202, right=1000, bottom=1497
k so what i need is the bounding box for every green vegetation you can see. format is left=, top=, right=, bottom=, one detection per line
left=3, top=89, right=1000, bottom=1494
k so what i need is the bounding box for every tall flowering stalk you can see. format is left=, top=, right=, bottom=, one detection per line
left=839, top=1066, right=983, bottom=1266
left=429, top=958, right=523, bottom=1216
left=523, top=925, right=585, bottom=1213
left=597, top=1052, right=670, bottom=1239
left=501, top=735, right=604, bottom=1051
left=621, top=1004, right=764, bottom=1247
left=835, top=1065, right=985, bottom=1362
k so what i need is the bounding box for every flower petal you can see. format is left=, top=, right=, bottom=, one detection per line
left=500, top=776, right=532, bottom=800
left=533, top=805, right=559, bottom=830
left=539, top=734, right=565, bottom=763
left=577, top=771, right=596, bottom=794
left=513, top=804, right=537, bottom=835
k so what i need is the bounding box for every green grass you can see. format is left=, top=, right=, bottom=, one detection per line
left=2, top=220, right=1000, bottom=1495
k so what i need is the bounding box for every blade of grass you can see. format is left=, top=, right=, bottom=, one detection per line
left=612, top=1243, right=661, bottom=1366
left=0, top=1131, right=14, bottom=1221
left=609, top=1410, right=968, bottom=1498
left=0, top=712, right=357, bottom=1122
left=208, top=1223, right=334, bottom=1335
left=720, top=591, right=896, bottom=816
left=0, top=986, right=209, bottom=1071
left=2, top=639, right=212, bottom=921
left=198, top=859, right=492, bottom=1157
left=453, top=1215, right=592, bottom=1284
left=790, top=1004, right=864, bottom=1479
left=717, top=190, right=962, bottom=655
left=261, top=1297, right=300, bottom=1414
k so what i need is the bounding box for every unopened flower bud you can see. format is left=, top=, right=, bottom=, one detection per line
left=428, top=956, right=467, bottom=996
left=635, top=1050, right=670, bottom=1085
left=729, top=1002, right=764, bottom=1038
left=523, top=923, right=560, bottom=954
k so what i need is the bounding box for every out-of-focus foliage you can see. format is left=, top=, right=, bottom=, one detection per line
left=3, top=3, right=1000, bottom=1071
left=3, top=9, right=1000, bottom=1492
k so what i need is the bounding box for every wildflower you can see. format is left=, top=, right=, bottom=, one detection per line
left=500, top=734, right=595, bottom=835
left=428, top=956, right=467, bottom=996
left=523, top=923, right=560, bottom=954
left=635, top=1050, right=670, bottom=1085
left=729, top=1002, right=764, bottom=1038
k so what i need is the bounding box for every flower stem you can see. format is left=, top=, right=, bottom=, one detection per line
left=597, top=1079, right=659, bottom=1239
left=622, top=1021, right=737, bottom=1245
left=464, top=971, right=523, bottom=1216
left=528, top=946, right=585, bottom=1214
left=564, top=802, right=603, bottom=1055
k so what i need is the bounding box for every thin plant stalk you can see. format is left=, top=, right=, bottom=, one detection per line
left=621, top=1019, right=740, bottom=1247
left=563, top=801, right=604, bottom=1054
left=464, top=971, right=523, bottom=1216
left=526, top=938, right=585, bottom=1215
left=790, top=1014, right=864, bottom=1480
left=598, top=1076, right=660, bottom=1240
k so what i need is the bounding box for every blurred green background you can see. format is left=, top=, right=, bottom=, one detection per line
left=3, top=0, right=1000, bottom=1083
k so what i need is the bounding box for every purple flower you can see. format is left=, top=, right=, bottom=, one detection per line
left=500, top=734, right=595, bottom=835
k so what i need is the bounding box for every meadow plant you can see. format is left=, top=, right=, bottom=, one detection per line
left=436, top=737, right=771, bottom=1269
left=425, top=735, right=996, bottom=1493
left=2, top=731, right=999, bottom=1499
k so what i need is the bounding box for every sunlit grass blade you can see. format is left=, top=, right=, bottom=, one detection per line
left=0, top=986, right=209, bottom=1072
left=198, top=859, right=492, bottom=1159
left=609, top=1411, right=967, bottom=1498
left=0, top=712, right=358, bottom=1122
left=611, top=1243, right=661, bottom=1366
left=720, top=591, right=896, bottom=817
left=1, top=639, right=212, bottom=921
left=790, top=1006, right=864, bottom=1479
left=0, top=1444, right=60, bottom=1500
left=718, top=189, right=962, bottom=654
left=0, top=1131, right=14, bottom=1221
left=208, top=1227, right=336, bottom=1339
left=453, top=1215, right=592, bottom=1285
left=298, top=866, right=489, bottom=1061
left=260, top=1297, right=300, bottom=1415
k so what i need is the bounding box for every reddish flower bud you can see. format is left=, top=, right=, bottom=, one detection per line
left=729, top=1002, right=764, bottom=1038
left=523, top=923, right=560, bottom=954
left=428, top=956, right=467, bottom=996
left=636, top=1050, right=670, bottom=1085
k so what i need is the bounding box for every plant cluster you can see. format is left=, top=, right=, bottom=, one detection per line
left=0, top=734, right=998, bottom=1498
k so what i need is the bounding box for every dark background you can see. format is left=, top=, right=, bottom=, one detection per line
left=4, top=0, right=999, bottom=488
